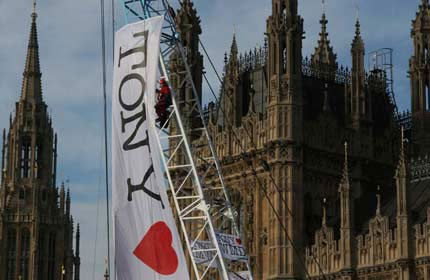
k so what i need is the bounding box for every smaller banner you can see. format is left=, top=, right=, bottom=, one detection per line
left=192, top=232, right=248, bottom=267
left=229, top=271, right=252, bottom=280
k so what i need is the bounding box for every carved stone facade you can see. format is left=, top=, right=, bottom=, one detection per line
left=0, top=8, right=80, bottom=280
left=171, top=0, right=430, bottom=279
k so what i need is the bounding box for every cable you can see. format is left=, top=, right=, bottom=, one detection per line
left=99, top=0, right=111, bottom=277
left=92, top=128, right=105, bottom=279
left=199, top=40, right=328, bottom=278
left=112, top=0, right=115, bottom=60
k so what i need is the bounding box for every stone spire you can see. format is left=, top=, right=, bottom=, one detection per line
left=339, top=141, right=354, bottom=269
left=376, top=185, right=382, bottom=216
left=74, top=224, right=81, bottom=280
left=1, top=129, right=5, bottom=175
left=339, top=142, right=351, bottom=198
left=351, top=16, right=364, bottom=52
left=311, top=1, right=337, bottom=67
left=21, top=0, right=43, bottom=104
left=60, top=181, right=66, bottom=214
left=395, top=126, right=411, bottom=259
left=229, top=33, right=238, bottom=65
left=350, top=9, right=368, bottom=124
left=395, top=127, right=408, bottom=215
left=322, top=198, right=327, bottom=227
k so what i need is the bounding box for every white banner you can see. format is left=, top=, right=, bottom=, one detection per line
left=192, top=232, right=248, bottom=267
left=112, top=16, right=189, bottom=280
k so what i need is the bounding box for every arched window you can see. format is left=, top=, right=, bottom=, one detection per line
left=6, top=229, right=16, bottom=280
left=35, top=144, right=42, bottom=179
left=281, top=3, right=286, bottom=18
left=282, top=43, right=287, bottom=74
left=47, top=232, right=56, bottom=280
left=20, top=228, right=30, bottom=280
left=426, top=81, right=430, bottom=111
left=20, top=139, right=31, bottom=178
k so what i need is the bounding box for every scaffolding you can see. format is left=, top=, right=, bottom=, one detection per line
left=120, top=1, right=253, bottom=279
left=368, top=48, right=398, bottom=116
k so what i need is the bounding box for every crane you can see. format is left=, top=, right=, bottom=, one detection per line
left=120, top=1, right=253, bottom=279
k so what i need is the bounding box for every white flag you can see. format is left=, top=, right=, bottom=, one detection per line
left=112, top=16, right=189, bottom=280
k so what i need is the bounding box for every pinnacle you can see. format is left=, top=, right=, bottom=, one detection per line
left=311, top=10, right=337, bottom=67
left=340, top=141, right=350, bottom=190
left=21, top=6, right=43, bottom=104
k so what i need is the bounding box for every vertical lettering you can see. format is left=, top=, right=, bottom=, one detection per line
left=118, top=73, right=145, bottom=111
left=127, top=164, right=164, bottom=208
left=118, top=30, right=149, bottom=69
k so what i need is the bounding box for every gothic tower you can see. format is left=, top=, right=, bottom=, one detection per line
left=410, top=0, right=430, bottom=155
left=266, top=0, right=304, bottom=278
left=169, top=0, right=203, bottom=135
left=0, top=5, right=79, bottom=280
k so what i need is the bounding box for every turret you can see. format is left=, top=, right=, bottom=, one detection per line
left=395, top=127, right=412, bottom=260
left=267, top=0, right=303, bottom=101
left=170, top=0, right=203, bottom=135
left=223, top=34, right=240, bottom=128
left=263, top=1, right=304, bottom=278
left=350, top=17, right=368, bottom=125
left=409, top=0, right=430, bottom=154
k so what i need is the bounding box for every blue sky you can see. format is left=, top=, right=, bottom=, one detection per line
left=0, top=0, right=421, bottom=278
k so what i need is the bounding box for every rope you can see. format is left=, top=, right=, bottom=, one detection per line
left=99, top=0, right=111, bottom=277
left=91, top=129, right=105, bottom=279
left=111, top=1, right=116, bottom=278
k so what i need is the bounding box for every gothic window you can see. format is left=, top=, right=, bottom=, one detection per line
left=38, top=231, right=45, bottom=280
left=281, top=3, right=286, bottom=19
left=35, top=144, right=41, bottom=178
left=426, top=81, right=430, bottom=111
left=20, top=139, right=31, bottom=178
left=19, top=188, right=25, bottom=200
left=20, top=228, right=30, bottom=280
left=6, top=229, right=16, bottom=280
left=416, top=79, right=421, bottom=111
left=282, top=43, right=287, bottom=74
left=272, top=42, right=277, bottom=75
left=47, top=231, right=56, bottom=280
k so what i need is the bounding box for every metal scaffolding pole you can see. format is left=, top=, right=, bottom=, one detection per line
left=120, top=1, right=253, bottom=279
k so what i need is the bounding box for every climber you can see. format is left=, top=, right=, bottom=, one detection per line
left=155, top=77, right=172, bottom=127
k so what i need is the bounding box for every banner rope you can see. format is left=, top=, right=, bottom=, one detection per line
left=99, top=0, right=111, bottom=277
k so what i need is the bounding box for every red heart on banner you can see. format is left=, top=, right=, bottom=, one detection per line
left=133, top=221, right=179, bottom=275
left=236, top=238, right=242, bottom=245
